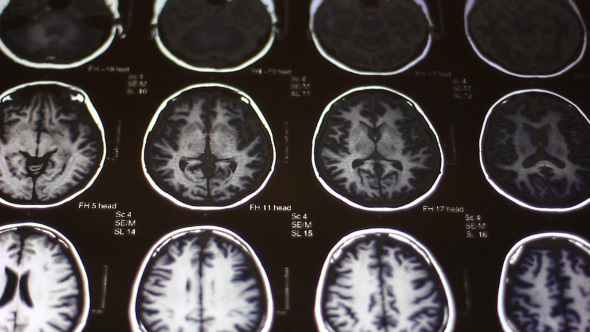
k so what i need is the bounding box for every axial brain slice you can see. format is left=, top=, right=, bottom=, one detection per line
left=316, top=230, right=454, bottom=332
left=466, top=0, right=586, bottom=76
left=0, top=223, right=88, bottom=332
left=156, top=0, right=274, bottom=70
left=0, top=0, right=118, bottom=67
left=481, top=91, right=590, bottom=210
left=311, top=0, right=431, bottom=74
left=499, top=234, right=590, bottom=332
left=0, top=83, right=105, bottom=207
left=314, top=88, right=442, bottom=210
left=131, top=227, right=272, bottom=332
left=144, top=85, right=274, bottom=209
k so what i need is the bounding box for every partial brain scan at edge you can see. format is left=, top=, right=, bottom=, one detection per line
left=129, top=225, right=274, bottom=332
left=0, top=0, right=121, bottom=69
left=479, top=89, right=590, bottom=212
left=0, top=81, right=107, bottom=209
left=312, top=86, right=444, bottom=212
left=0, top=222, right=90, bottom=332
left=315, top=228, right=456, bottom=332
left=464, top=0, right=587, bottom=78
left=498, top=232, right=590, bottom=332
left=142, top=83, right=276, bottom=210
left=152, top=0, right=277, bottom=72
left=309, top=0, right=433, bottom=75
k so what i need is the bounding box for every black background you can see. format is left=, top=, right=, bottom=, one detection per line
left=0, top=0, right=589, bottom=331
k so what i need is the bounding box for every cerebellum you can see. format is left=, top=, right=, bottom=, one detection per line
left=313, top=86, right=443, bottom=211
left=142, top=84, right=275, bottom=210
left=129, top=226, right=273, bottom=332
left=0, top=82, right=106, bottom=208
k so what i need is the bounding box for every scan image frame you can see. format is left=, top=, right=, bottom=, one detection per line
left=151, top=0, right=277, bottom=72
left=309, top=0, right=433, bottom=76
left=0, top=81, right=107, bottom=209
left=128, top=225, right=275, bottom=332
left=0, top=0, right=121, bottom=69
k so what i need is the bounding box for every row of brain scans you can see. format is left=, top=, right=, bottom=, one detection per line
left=0, top=0, right=586, bottom=76
left=0, top=81, right=589, bottom=212
left=2, top=222, right=589, bottom=332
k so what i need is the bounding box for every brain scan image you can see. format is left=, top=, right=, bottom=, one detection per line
left=480, top=90, right=590, bottom=212
left=143, top=84, right=275, bottom=210
left=129, top=226, right=274, bottom=332
left=310, top=0, right=432, bottom=75
left=498, top=233, right=590, bottom=332
left=0, top=82, right=106, bottom=209
left=315, top=228, right=455, bottom=332
left=0, top=222, right=90, bottom=332
left=312, top=86, right=443, bottom=211
left=0, top=0, right=121, bottom=69
left=465, top=0, right=587, bottom=77
left=152, top=0, right=276, bottom=72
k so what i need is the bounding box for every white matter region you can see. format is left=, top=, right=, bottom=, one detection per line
left=139, top=236, right=263, bottom=332
left=0, top=92, right=100, bottom=202
left=507, top=247, right=590, bottom=331
left=323, top=239, right=443, bottom=332
left=151, top=97, right=265, bottom=203
left=0, top=231, right=82, bottom=332
left=321, top=99, right=431, bottom=201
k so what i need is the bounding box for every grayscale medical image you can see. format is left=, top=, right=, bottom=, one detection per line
left=143, top=84, right=275, bottom=209
left=313, top=87, right=443, bottom=211
left=0, top=0, right=119, bottom=68
left=130, top=226, right=273, bottom=332
left=0, top=82, right=106, bottom=208
left=480, top=90, right=590, bottom=211
left=465, top=0, right=586, bottom=77
left=0, top=222, right=89, bottom=332
left=310, top=0, right=431, bottom=74
left=315, top=229, right=455, bottom=332
left=498, top=233, right=590, bottom=332
left=154, top=0, right=275, bottom=71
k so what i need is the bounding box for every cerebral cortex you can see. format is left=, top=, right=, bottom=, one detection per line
left=132, top=227, right=272, bottom=332
left=157, top=0, right=274, bottom=70
left=481, top=91, right=590, bottom=210
left=311, top=0, right=430, bottom=73
left=466, top=0, right=586, bottom=76
left=144, top=85, right=274, bottom=209
left=500, top=234, right=590, bottom=332
left=0, top=0, right=117, bottom=66
left=316, top=230, right=453, bottom=332
left=314, top=88, right=442, bottom=210
left=0, top=223, right=88, bottom=332
left=0, top=83, right=105, bottom=207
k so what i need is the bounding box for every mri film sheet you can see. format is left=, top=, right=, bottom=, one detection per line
left=0, top=0, right=588, bottom=332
